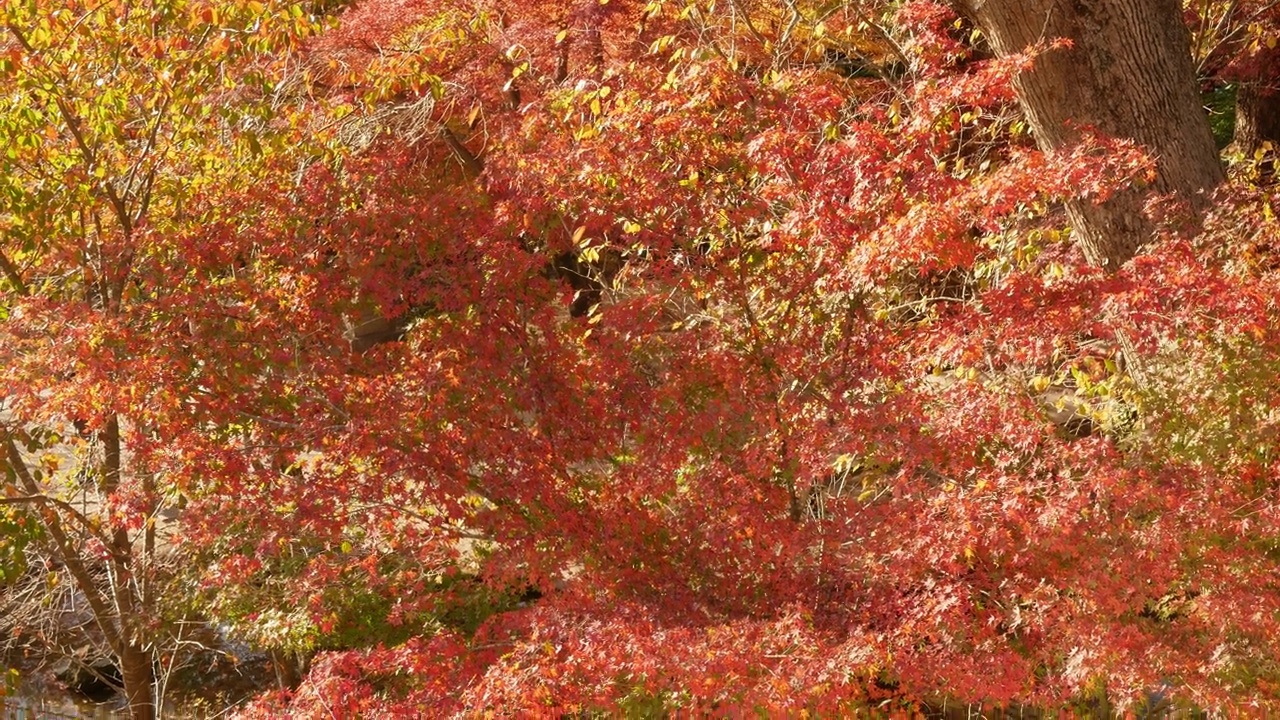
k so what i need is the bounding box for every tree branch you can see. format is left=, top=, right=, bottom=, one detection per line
left=7, top=23, right=134, bottom=241
left=1, top=426, right=126, bottom=655
left=0, top=246, right=29, bottom=296
left=0, top=494, right=111, bottom=547
left=440, top=127, right=484, bottom=177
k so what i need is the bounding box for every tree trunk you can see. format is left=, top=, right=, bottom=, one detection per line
left=1236, top=82, right=1280, bottom=182
left=956, top=0, right=1225, bottom=267
left=2, top=424, right=156, bottom=717
left=103, top=415, right=158, bottom=720
left=119, top=643, right=157, bottom=720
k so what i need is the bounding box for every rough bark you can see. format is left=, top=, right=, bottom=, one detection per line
left=956, top=0, right=1226, bottom=268
left=1236, top=82, right=1280, bottom=182
left=1235, top=83, right=1280, bottom=151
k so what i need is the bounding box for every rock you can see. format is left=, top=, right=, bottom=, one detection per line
left=51, top=654, right=122, bottom=702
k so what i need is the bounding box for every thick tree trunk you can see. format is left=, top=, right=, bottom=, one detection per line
left=956, top=0, right=1225, bottom=267
left=1236, top=82, right=1280, bottom=182
left=1235, top=83, right=1280, bottom=152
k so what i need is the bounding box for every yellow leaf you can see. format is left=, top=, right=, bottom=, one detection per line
left=623, top=221, right=641, bottom=234
left=572, top=225, right=588, bottom=245
left=590, top=97, right=601, bottom=115
left=555, top=29, right=568, bottom=44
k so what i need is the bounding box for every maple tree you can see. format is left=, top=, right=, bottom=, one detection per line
left=0, top=1, right=322, bottom=717
left=3, top=0, right=1280, bottom=716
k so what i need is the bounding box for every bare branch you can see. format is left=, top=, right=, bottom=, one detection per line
left=1, top=426, right=126, bottom=655
left=441, top=127, right=484, bottom=177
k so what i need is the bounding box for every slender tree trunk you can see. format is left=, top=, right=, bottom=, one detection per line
left=103, top=416, right=158, bottom=720
left=956, top=0, right=1225, bottom=267
left=119, top=644, right=157, bottom=720
left=3, top=421, right=157, bottom=718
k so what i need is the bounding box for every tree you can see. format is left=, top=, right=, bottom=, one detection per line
left=6, top=0, right=1280, bottom=716
left=0, top=2, right=318, bottom=717
left=1189, top=0, right=1280, bottom=175
left=954, top=0, right=1226, bottom=267
left=1236, top=80, right=1280, bottom=158
left=220, top=0, right=1280, bottom=714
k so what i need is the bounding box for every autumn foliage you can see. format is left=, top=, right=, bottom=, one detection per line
left=3, top=0, right=1280, bottom=716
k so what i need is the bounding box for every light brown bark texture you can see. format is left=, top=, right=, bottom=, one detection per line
left=956, top=0, right=1226, bottom=267
left=120, top=644, right=157, bottom=720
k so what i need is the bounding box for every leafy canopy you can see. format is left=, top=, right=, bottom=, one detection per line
left=3, top=0, right=1280, bottom=716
